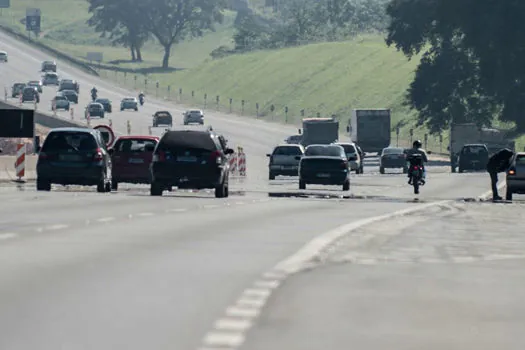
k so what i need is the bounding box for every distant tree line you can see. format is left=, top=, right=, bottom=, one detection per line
left=86, top=0, right=227, bottom=68
left=386, top=0, right=525, bottom=133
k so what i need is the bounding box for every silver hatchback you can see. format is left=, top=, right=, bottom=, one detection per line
left=267, top=144, right=305, bottom=180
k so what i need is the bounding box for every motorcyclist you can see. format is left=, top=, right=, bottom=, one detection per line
left=138, top=91, right=145, bottom=104
left=406, top=140, right=428, bottom=185
left=91, top=87, right=97, bottom=100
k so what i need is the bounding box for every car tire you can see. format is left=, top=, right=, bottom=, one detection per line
left=111, top=179, right=118, bottom=191
left=105, top=181, right=111, bottom=192
left=269, top=173, right=275, bottom=180
left=380, top=166, right=385, bottom=174
left=120, top=108, right=124, bottom=111
left=150, top=182, right=163, bottom=196
left=215, top=181, right=227, bottom=198
left=506, top=188, right=513, bottom=201
left=97, top=179, right=106, bottom=193
left=458, top=167, right=464, bottom=173
left=134, top=108, right=138, bottom=111
left=36, top=179, right=51, bottom=191
left=299, top=179, right=306, bottom=190
left=342, top=179, right=350, bottom=191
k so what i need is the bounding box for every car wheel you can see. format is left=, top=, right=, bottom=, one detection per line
left=134, top=107, right=138, bottom=111
left=342, top=179, right=350, bottom=191
left=120, top=108, right=124, bottom=111
left=150, top=182, right=163, bottom=196
left=97, top=178, right=106, bottom=193
left=105, top=181, right=111, bottom=192
left=458, top=167, right=464, bottom=173
left=269, top=173, right=275, bottom=180
left=215, top=181, right=227, bottom=198
left=506, top=188, right=513, bottom=201
left=299, top=179, right=306, bottom=190
left=36, top=179, right=51, bottom=191
left=379, top=166, right=385, bottom=174
left=111, top=179, right=118, bottom=191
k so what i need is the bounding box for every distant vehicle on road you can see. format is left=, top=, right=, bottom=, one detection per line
left=505, top=152, right=525, bottom=200
left=36, top=127, right=112, bottom=192
left=58, top=79, right=80, bottom=93
left=42, top=72, right=59, bottom=86
left=379, top=147, right=407, bottom=174
left=85, top=102, right=105, bottom=119
left=153, top=111, right=173, bottom=127
left=120, top=97, right=138, bottom=111
left=95, top=98, right=112, bottom=113
left=52, top=94, right=70, bottom=111
left=334, top=142, right=363, bottom=174
left=457, top=144, right=489, bottom=173
left=285, top=134, right=302, bottom=144
left=0, top=50, right=7, bottom=62
left=149, top=129, right=234, bottom=197
left=11, top=83, right=26, bottom=97
left=61, top=89, right=79, bottom=104
left=183, top=109, right=204, bottom=125
left=109, top=136, right=159, bottom=190
left=297, top=144, right=350, bottom=191
left=41, top=60, right=57, bottom=72
left=267, top=144, right=305, bottom=180
left=21, top=86, right=39, bottom=103
left=27, top=80, right=43, bottom=93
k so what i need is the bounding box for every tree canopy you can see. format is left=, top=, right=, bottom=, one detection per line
left=386, top=0, right=525, bottom=132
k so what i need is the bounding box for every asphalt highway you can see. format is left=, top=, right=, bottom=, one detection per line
left=0, top=30, right=518, bottom=350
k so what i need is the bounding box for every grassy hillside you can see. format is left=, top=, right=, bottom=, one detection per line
left=0, top=0, right=235, bottom=69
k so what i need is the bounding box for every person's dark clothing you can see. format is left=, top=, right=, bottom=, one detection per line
left=486, top=148, right=514, bottom=200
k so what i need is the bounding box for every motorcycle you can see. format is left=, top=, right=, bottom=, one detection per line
left=407, top=154, right=425, bottom=194
left=91, top=91, right=97, bottom=101
left=139, top=95, right=144, bottom=106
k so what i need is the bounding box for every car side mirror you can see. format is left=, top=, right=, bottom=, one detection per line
left=144, top=144, right=155, bottom=152
left=295, top=156, right=302, bottom=161
left=427, top=150, right=432, bottom=155
left=224, top=148, right=234, bottom=155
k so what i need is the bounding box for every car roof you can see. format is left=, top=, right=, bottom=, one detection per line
left=155, top=111, right=171, bottom=114
left=62, top=89, right=77, bottom=93
left=88, top=102, right=103, bottom=107
left=0, top=51, right=6, bottom=54
left=48, top=127, right=95, bottom=134
left=28, top=80, right=39, bottom=83
left=123, top=97, right=135, bottom=100
left=187, top=109, right=203, bottom=113
left=334, top=142, right=356, bottom=146
left=96, top=98, right=109, bottom=101
left=160, top=130, right=218, bottom=150
left=275, top=143, right=303, bottom=148
left=116, top=136, right=159, bottom=141
left=463, top=143, right=487, bottom=147
left=43, top=60, right=55, bottom=63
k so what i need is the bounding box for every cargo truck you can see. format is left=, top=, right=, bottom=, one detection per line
left=346, top=109, right=391, bottom=154
left=299, top=117, right=339, bottom=146
left=449, top=123, right=515, bottom=172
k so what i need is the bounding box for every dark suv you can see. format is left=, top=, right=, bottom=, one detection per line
left=36, top=128, right=112, bottom=192
left=153, top=111, right=173, bottom=127
left=149, top=130, right=234, bottom=197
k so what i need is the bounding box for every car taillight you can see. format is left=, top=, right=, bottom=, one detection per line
left=341, top=161, right=348, bottom=169
left=210, top=150, right=222, bottom=164
left=93, top=148, right=103, bottom=161
left=153, top=151, right=166, bottom=162
left=508, top=168, right=516, bottom=175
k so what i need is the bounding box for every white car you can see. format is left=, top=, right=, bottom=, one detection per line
left=183, top=109, right=204, bottom=125
left=120, top=97, right=138, bottom=111
left=334, top=142, right=363, bottom=173
left=0, top=51, right=7, bottom=62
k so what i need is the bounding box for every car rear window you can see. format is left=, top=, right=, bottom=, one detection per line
left=462, top=146, right=488, bottom=155
left=515, top=155, right=525, bottom=165
left=115, top=139, right=157, bottom=153
left=55, top=95, right=67, bottom=100
left=383, top=148, right=403, bottom=155
left=305, top=145, right=343, bottom=157
left=338, top=144, right=356, bottom=154
left=42, top=132, right=97, bottom=152
left=273, top=146, right=303, bottom=156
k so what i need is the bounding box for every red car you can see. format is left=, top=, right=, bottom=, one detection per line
left=109, top=136, right=159, bottom=190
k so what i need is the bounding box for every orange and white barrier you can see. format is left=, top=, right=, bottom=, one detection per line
left=19, top=94, right=22, bottom=105
left=237, top=146, right=246, bottom=176
left=229, top=153, right=237, bottom=173
left=86, top=113, right=91, bottom=127
left=15, top=143, right=26, bottom=180
left=127, top=120, right=131, bottom=135
left=109, top=119, right=113, bottom=127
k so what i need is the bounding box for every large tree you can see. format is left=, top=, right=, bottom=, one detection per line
left=87, top=0, right=148, bottom=61
left=386, top=0, right=525, bottom=132
left=143, top=0, right=226, bottom=68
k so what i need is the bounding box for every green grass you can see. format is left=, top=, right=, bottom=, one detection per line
left=0, top=0, right=236, bottom=69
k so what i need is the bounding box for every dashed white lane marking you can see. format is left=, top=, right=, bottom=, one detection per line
left=198, top=200, right=452, bottom=350
left=167, top=208, right=187, bottom=213
left=137, top=212, right=154, bottom=217
left=0, top=233, right=17, bottom=240
left=96, top=217, right=115, bottom=223
left=203, top=205, right=219, bottom=209
left=214, top=318, right=252, bottom=332
left=45, top=224, right=69, bottom=231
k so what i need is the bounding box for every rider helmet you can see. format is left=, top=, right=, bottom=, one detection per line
left=413, top=140, right=422, bottom=148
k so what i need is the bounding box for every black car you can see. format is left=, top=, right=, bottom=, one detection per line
left=379, top=147, right=407, bottom=174
left=36, top=128, right=112, bottom=192
left=95, top=98, right=112, bottom=113
left=153, top=111, right=173, bottom=127
left=41, top=60, right=57, bottom=72
left=11, top=83, right=26, bottom=97
left=21, top=86, right=39, bottom=103
left=457, top=144, right=489, bottom=173
left=297, top=144, right=350, bottom=191
left=149, top=130, right=235, bottom=197
left=61, top=89, right=78, bottom=103
left=85, top=102, right=105, bottom=119
left=58, top=79, right=79, bottom=93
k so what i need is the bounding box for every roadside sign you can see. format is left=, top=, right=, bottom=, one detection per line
left=0, top=0, right=10, bottom=9
left=25, top=8, right=41, bottom=32
left=93, top=124, right=115, bottom=147
left=0, top=109, right=35, bottom=138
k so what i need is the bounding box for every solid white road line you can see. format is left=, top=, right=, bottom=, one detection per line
left=45, top=224, right=69, bottom=231
left=0, top=233, right=17, bottom=240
